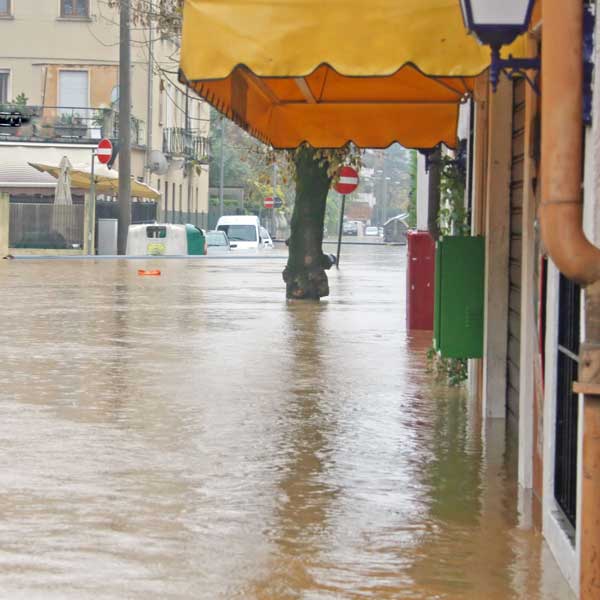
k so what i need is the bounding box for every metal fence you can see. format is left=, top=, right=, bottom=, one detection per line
left=95, top=200, right=158, bottom=225
left=9, top=203, right=84, bottom=249
left=0, top=105, right=145, bottom=146
left=163, top=127, right=210, bottom=163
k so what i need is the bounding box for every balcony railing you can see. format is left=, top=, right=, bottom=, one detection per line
left=0, top=105, right=146, bottom=146
left=163, top=127, right=209, bottom=163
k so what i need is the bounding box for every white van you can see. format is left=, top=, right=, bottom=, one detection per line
left=216, top=215, right=265, bottom=250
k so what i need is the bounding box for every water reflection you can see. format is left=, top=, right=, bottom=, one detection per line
left=0, top=247, right=574, bottom=599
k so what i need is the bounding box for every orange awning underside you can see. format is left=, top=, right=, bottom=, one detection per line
left=180, top=0, right=528, bottom=149
left=187, top=65, right=475, bottom=149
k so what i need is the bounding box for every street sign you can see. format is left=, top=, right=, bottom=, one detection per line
left=264, top=196, right=274, bottom=208
left=97, top=138, right=113, bottom=165
left=273, top=196, right=283, bottom=208
left=334, top=166, right=359, bottom=195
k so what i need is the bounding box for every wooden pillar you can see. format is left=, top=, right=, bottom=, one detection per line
left=482, top=76, right=513, bottom=419
left=518, top=39, right=540, bottom=491
left=578, top=312, right=600, bottom=598
left=0, top=192, right=9, bottom=257
left=468, top=74, right=489, bottom=409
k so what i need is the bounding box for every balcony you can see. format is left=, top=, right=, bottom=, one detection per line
left=0, top=105, right=146, bottom=147
left=162, top=127, right=209, bottom=163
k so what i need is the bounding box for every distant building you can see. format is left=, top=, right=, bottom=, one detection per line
left=0, top=0, right=210, bottom=250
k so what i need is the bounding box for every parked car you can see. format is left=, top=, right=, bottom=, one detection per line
left=365, top=226, right=379, bottom=236
left=206, top=230, right=231, bottom=250
left=260, top=226, right=274, bottom=249
left=216, top=215, right=262, bottom=249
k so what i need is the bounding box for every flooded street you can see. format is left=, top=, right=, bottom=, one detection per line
left=0, top=245, right=573, bottom=599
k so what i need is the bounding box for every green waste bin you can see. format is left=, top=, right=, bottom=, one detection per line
left=433, top=236, right=485, bottom=359
left=185, top=224, right=206, bottom=255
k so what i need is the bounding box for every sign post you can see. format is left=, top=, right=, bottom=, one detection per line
left=87, top=139, right=113, bottom=255
left=88, top=149, right=96, bottom=255
left=334, top=166, right=359, bottom=268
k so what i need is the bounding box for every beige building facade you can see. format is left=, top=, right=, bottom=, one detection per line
left=0, top=0, right=210, bottom=243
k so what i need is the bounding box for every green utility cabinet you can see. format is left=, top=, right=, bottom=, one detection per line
left=433, top=236, right=485, bottom=358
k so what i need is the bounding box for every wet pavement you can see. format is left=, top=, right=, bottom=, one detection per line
left=0, top=245, right=574, bottom=599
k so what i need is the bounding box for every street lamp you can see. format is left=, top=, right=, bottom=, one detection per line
left=459, top=0, right=539, bottom=92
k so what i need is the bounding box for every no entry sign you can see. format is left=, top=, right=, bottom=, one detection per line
left=96, top=138, right=113, bottom=164
left=334, top=166, right=359, bottom=195
left=264, top=196, right=274, bottom=208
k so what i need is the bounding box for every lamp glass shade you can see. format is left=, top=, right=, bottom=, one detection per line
left=460, top=0, right=534, bottom=47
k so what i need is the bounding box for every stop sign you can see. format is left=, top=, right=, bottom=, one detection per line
left=96, top=138, right=113, bottom=164
left=334, top=166, right=359, bottom=195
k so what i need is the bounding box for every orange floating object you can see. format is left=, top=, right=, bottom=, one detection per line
left=137, top=269, right=161, bottom=276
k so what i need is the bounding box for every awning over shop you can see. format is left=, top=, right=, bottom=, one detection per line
left=180, top=0, right=527, bottom=149
left=28, top=161, right=160, bottom=200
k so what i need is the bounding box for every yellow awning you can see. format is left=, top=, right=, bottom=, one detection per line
left=180, top=0, right=527, bottom=149
left=28, top=162, right=161, bottom=200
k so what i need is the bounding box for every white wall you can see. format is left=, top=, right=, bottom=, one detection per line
left=416, top=153, right=428, bottom=231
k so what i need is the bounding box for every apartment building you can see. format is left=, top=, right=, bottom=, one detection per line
left=0, top=0, right=210, bottom=250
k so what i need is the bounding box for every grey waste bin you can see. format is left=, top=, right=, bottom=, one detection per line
left=97, top=218, right=118, bottom=255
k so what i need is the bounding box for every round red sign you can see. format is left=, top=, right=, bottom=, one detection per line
left=96, top=138, right=113, bottom=165
left=334, top=166, right=359, bottom=195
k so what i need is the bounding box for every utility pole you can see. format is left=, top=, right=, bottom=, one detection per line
left=117, top=0, right=131, bottom=254
left=144, top=0, right=154, bottom=185
left=218, top=116, right=225, bottom=218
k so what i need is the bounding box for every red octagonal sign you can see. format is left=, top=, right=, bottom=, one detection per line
left=97, top=138, right=113, bottom=165
left=334, top=166, right=359, bottom=195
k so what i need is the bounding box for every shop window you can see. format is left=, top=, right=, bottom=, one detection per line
left=554, top=273, right=581, bottom=529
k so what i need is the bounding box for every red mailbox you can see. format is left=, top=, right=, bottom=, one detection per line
left=406, top=231, right=436, bottom=331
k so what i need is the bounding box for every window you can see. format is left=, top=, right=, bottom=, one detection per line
left=61, top=0, right=89, bottom=18
left=59, top=70, right=88, bottom=113
left=0, top=0, right=11, bottom=17
left=554, top=273, right=581, bottom=529
left=167, top=86, right=176, bottom=130
left=0, top=71, right=9, bottom=103
left=164, top=181, right=168, bottom=222
left=217, top=224, right=257, bottom=242
left=146, top=226, right=166, bottom=239
left=172, top=182, right=176, bottom=222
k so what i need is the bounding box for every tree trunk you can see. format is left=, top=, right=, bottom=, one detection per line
left=283, top=146, right=333, bottom=299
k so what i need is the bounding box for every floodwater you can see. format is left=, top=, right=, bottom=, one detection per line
left=0, top=245, right=574, bottom=600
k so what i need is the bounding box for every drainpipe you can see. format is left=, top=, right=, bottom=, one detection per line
left=542, top=1, right=600, bottom=597
left=539, top=0, right=600, bottom=286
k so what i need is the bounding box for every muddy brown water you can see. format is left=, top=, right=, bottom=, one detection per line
left=0, top=246, right=573, bottom=599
